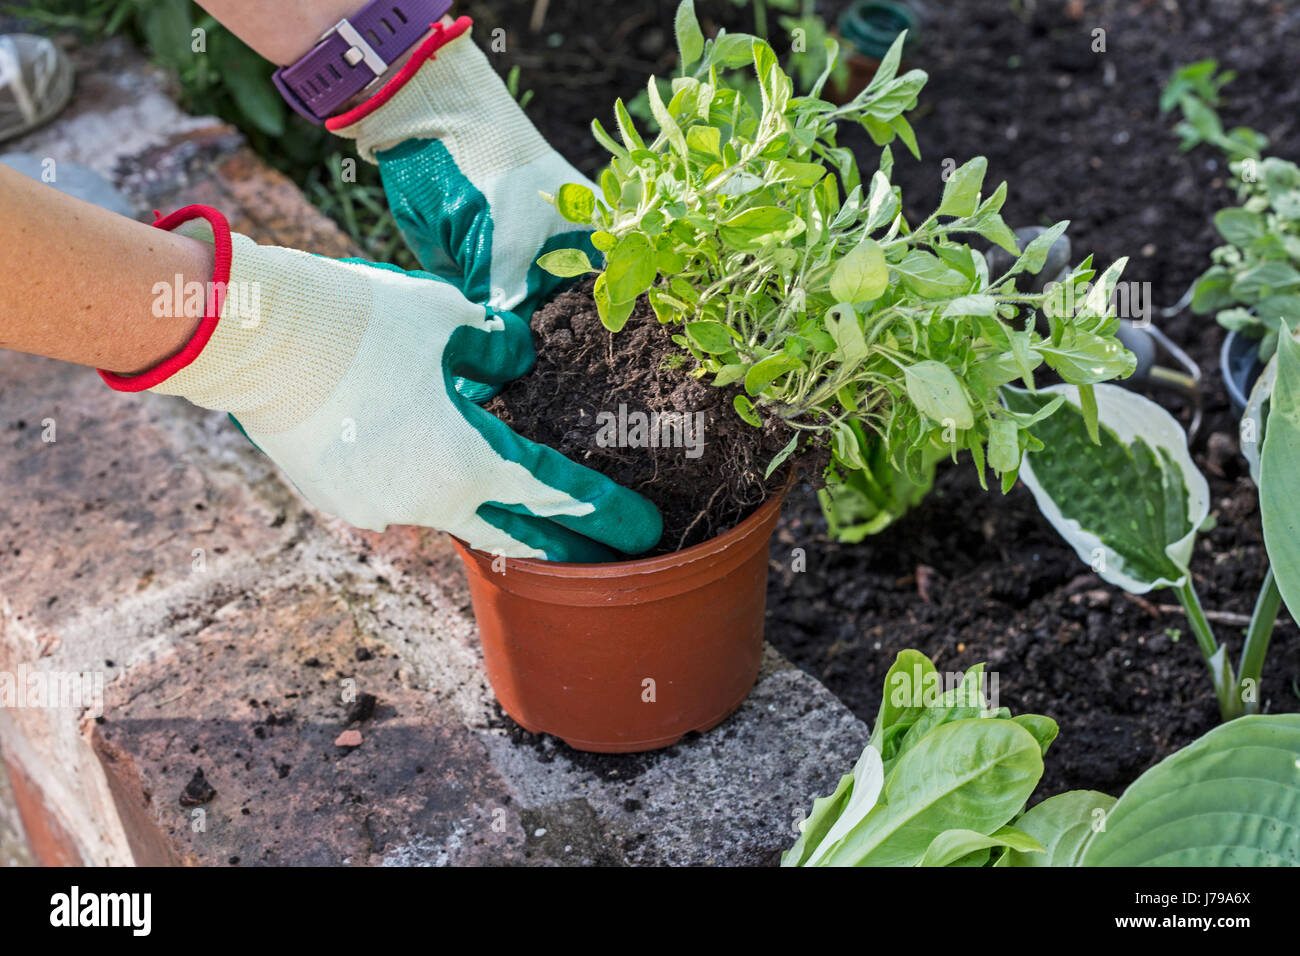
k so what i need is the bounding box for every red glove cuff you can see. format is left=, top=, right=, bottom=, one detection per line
left=99, top=204, right=232, bottom=393
left=324, top=15, right=473, bottom=132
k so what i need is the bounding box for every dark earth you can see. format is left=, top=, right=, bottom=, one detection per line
left=488, top=281, right=808, bottom=554
left=479, top=0, right=1300, bottom=800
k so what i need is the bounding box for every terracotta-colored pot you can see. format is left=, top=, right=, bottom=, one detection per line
left=452, top=491, right=786, bottom=753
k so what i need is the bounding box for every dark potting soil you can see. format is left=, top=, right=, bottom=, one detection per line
left=487, top=280, right=816, bottom=555
left=477, top=0, right=1300, bottom=802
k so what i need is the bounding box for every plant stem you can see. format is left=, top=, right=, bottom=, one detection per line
left=1175, top=578, right=1241, bottom=721
left=1236, top=567, right=1282, bottom=715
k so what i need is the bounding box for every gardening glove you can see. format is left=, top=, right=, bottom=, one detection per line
left=99, top=205, right=662, bottom=562
left=326, top=16, right=597, bottom=324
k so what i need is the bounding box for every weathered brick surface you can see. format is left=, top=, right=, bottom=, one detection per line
left=95, top=579, right=531, bottom=866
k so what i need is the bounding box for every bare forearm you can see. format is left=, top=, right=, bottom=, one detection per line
left=0, top=163, right=211, bottom=374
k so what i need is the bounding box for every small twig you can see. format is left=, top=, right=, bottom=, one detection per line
left=529, top=0, right=551, bottom=33
left=1154, top=603, right=1292, bottom=629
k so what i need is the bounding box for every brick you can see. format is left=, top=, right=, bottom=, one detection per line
left=95, top=579, right=532, bottom=866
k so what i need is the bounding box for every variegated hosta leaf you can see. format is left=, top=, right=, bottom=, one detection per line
left=1241, top=350, right=1276, bottom=486
left=1260, top=330, right=1300, bottom=618
left=1002, top=384, right=1209, bottom=594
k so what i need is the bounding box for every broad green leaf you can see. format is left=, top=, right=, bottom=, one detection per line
left=870, top=649, right=940, bottom=750
left=1260, top=329, right=1300, bottom=617
left=987, top=418, right=1020, bottom=474
left=718, top=206, right=806, bottom=251
left=745, top=353, right=803, bottom=395
left=536, top=248, right=595, bottom=278
left=555, top=182, right=596, bottom=224
left=864, top=171, right=899, bottom=232
left=904, top=361, right=973, bottom=429
left=937, top=157, right=988, bottom=218
left=1190, top=265, right=1235, bottom=314
left=1036, top=328, right=1136, bottom=385
left=684, top=320, right=736, bottom=354
left=943, top=295, right=998, bottom=318
left=893, top=250, right=969, bottom=298
left=1231, top=261, right=1300, bottom=303
left=592, top=273, right=636, bottom=332
left=646, top=74, right=687, bottom=158
left=782, top=768, right=854, bottom=867
left=673, top=0, right=704, bottom=69
left=1003, top=384, right=1209, bottom=594
left=733, top=394, right=762, bottom=426
left=1079, top=715, right=1300, bottom=866
left=685, top=124, right=722, bottom=158
left=999, top=790, right=1116, bottom=867
left=1214, top=206, right=1265, bottom=246
left=800, top=744, right=885, bottom=866
left=830, top=240, right=889, bottom=303
left=825, top=305, right=869, bottom=365
left=815, top=719, right=1044, bottom=866
left=920, top=825, right=1044, bottom=867
left=604, top=233, right=656, bottom=304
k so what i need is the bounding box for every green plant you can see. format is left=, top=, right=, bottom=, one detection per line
left=541, top=0, right=1133, bottom=494
left=784, top=650, right=1056, bottom=866
left=1166, top=63, right=1300, bottom=361
left=1008, top=381, right=1291, bottom=722
left=786, top=649, right=1300, bottom=866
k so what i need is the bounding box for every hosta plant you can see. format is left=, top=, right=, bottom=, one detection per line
left=787, top=649, right=1300, bottom=866
left=1006, top=372, right=1298, bottom=722
left=1167, top=62, right=1300, bottom=362
left=540, top=0, right=1134, bottom=494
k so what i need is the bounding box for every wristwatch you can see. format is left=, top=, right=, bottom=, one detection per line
left=272, top=0, right=454, bottom=124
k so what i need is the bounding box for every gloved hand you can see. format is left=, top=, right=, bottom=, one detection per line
left=100, top=205, right=661, bottom=562
left=327, top=16, right=597, bottom=323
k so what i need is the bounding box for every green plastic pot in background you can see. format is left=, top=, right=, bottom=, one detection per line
left=833, top=0, right=921, bottom=102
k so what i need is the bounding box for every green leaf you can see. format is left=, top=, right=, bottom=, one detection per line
left=536, top=248, right=596, bottom=278
left=1190, top=265, right=1235, bottom=315
left=785, top=743, right=885, bottom=867
left=893, top=250, right=969, bottom=298
left=765, top=433, right=800, bottom=479
left=815, top=719, right=1044, bottom=866
left=211, top=30, right=285, bottom=136
left=1013, top=221, right=1070, bottom=277
left=1000, top=791, right=1116, bottom=867
left=685, top=125, right=722, bottom=158
left=592, top=273, right=635, bottom=332
left=903, top=361, right=973, bottom=429
left=1213, top=207, right=1266, bottom=246
left=604, top=233, right=656, bottom=304
left=744, top=353, right=803, bottom=395
left=920, top=826, right=1044, bottom=867
left=870, top=649, right=940, bottom=751
left=1260, top=329, right=1300, bottom=618
left=1079, top=715, right=1300, bottom=866
left=1003, top=384, right=1209, bottom=594
left=937, top=157, right=988, bottom=218
left=829, top=239, right=889, bottom=304
left=733, top=394, right=762, bottom=427
left=824, top=304, right=869, bottom=365
left=684, top=320, right=737, bottom=354
left=718, top=206, right=806, bottom=251
left=555, top=183, right=596, bottom=224
left=673, top=0, right=705, bottom=70
left=646, top=73, right=687, bottom=158
left=987, top=419, right=1020, bottom=474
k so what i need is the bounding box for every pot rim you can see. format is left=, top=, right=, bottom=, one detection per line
left=454, top=483, right=790, bottom=579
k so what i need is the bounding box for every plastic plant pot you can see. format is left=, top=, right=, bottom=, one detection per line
left=1221, top=329, right=1263, bottom=415
left=452, top=489, right=788, bottom=753
left=834, top=0, right=920, bottom=100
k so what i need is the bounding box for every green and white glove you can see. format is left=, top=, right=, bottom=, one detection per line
left=327, top=16, right=597, bottom=322
left=100, top=205, right=661, bottom=562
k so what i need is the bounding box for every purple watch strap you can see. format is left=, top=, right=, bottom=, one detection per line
left=273, top=0, right=454, bottom=124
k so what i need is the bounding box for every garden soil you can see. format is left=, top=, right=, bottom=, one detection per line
left=480, top=0, right=1300, bottom=800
